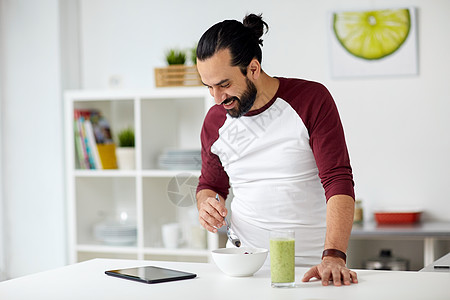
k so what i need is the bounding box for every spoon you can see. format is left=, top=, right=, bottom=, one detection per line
left=215, top=194, right=241, bottom=247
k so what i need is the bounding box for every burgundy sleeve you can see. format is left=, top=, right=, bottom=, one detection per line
left=306, top=84, right=354, bottom=201
left=283, top=79, right=355, bottom=201
left=196, top=105, right=230, bottom=200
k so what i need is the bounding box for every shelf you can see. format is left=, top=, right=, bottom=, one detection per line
left=73, top=169, right=201, bottom=178
left=65, top=87, right=216, bottom=264
left=143, top=247, right=210, bottom=257
left=141, top=170, right=201, bottom=178
left=351, top=221, right=450, bottom=238
left=65, top=87, right=209, bottom=101
left=77, top=244, right=138, bottom=254
left=74, top=170, right=136, bottom=177
left=76, top=244, right=210, bottom=258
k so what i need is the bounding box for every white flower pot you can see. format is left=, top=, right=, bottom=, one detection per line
left=116, top=147, right=135, bottom=170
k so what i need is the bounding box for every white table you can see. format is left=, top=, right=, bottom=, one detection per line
left=0, top=258, right=449, bottom=300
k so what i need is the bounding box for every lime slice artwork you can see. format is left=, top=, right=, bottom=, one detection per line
left=333, top=8, right=411, bottom=60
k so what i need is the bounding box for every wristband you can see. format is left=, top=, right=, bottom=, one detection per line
left=322, top=249, right=347, bottom=263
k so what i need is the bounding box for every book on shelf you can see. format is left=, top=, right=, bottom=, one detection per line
left=73, top=109, right=117, bottom=170
left=84, top=118, right=103, bottom=169
left=74, top=119, right=87, bottom=169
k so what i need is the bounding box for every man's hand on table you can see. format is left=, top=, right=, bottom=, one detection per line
left=302, top=256, right=358, bottom=286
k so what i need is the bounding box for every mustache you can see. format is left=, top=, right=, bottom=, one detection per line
left=220, top=97, right=239, bottom=106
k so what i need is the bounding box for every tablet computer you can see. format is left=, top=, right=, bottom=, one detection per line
left=105, top=266, right=197, bottom=284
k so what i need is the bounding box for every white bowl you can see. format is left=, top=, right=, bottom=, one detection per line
left=211, top=247, right=268, bottom=277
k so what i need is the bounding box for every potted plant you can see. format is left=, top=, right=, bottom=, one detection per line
left=190, top=45, right=197, bottom=65
left=116, top=127, right=135, bottom=170
left=154, top=47, right=201, bottom=87
left=165, top=49, right=186, bottom=65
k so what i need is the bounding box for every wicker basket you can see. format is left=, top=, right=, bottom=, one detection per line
left=154, top=65, right=202, bottom=87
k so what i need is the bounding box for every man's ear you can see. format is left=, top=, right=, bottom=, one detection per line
left=247, top=58, right=261, bottom=79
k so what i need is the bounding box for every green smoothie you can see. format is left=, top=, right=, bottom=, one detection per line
left=270, top=238, right=295, bottom=284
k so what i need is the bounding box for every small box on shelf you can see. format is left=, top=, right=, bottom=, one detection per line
left=154, top=65, right=202, bottom=87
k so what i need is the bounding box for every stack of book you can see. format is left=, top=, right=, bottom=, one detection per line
left=74, top=109, right=117, bottom=169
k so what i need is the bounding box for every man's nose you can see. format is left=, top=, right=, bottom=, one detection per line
left=213, top=88, right=227, bottom=105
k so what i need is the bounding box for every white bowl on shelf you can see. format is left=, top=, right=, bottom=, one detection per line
left=211, top=247, right=268, bottom=277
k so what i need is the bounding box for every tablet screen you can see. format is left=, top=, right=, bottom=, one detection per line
left=105, top=266, right=197, bottom=284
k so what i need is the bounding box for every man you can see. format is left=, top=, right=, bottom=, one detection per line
left=195, top=13, right=358, bottom=286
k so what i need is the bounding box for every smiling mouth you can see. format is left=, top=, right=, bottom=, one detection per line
left=220, top=97, right=237, bottom=106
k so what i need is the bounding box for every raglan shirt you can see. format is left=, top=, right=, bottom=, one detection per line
left=197, top=77, right=354, bottom=266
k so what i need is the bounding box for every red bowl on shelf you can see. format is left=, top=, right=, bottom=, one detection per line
left=374, top=211, right=422, bottom=224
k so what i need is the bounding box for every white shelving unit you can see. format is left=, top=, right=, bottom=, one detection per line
left=64, top=87, right=219, bottom=264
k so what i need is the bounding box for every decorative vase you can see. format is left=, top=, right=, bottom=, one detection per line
left=116, top=147, right=135, bottom=170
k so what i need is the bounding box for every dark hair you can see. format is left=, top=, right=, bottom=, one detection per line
left=196, top=13, right=269, bottom=75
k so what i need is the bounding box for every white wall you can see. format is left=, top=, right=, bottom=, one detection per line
left=1, top=0, right=66, bottom=278
left=0, top=0, right=449, bottom=279
left=0, top=1, right=4, bottom=280
left=80, top=0, right=450, bottom=221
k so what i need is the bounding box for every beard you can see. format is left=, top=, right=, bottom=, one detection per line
left=223, top=78, right=257, bottom=118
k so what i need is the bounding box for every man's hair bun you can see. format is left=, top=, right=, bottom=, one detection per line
left=243, top=13, right=269, bottom=46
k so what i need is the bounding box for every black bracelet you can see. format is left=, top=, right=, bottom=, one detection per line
left=322, top=249, right=347, bottom=263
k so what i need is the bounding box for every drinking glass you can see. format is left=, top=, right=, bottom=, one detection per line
left=270, top=230, right=295, bottom=288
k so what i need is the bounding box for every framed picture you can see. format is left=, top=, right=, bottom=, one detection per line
left=329, top=7, right=418, bottom=78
